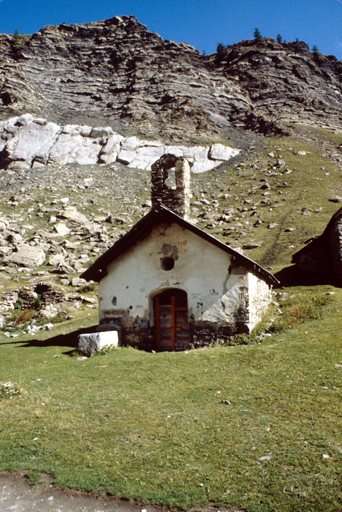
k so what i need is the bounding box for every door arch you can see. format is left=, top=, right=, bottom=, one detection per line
left=154, top=289, right=189, bottom=351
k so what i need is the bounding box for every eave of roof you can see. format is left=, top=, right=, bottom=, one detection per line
left=292, top=206, right=342, bottom=262
left=81, top=205, right=279, bottom=285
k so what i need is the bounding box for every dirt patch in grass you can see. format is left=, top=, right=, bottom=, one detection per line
left=0, top=472, right=197, bottom=512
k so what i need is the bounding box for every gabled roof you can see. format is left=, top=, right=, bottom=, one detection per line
left=292, top=206, right=342, bottom=263
left=81, top=205, right=278, bottom=285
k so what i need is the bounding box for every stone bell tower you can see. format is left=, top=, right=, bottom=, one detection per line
left=151, top=154, right=191, bottom=220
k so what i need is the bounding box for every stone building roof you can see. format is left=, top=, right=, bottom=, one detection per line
left=292, top=206, right=342, bottom=263
left=81, top=205, right=278, bottom=285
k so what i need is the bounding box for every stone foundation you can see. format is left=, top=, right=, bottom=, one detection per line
left=101, top=320, right=253, bottom=352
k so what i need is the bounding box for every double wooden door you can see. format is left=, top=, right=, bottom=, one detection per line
left=154, top=289, right=189, bottom=351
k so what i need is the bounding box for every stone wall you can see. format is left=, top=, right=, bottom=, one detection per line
left=247, top=273, right=273, bottom=330
left=329, top=217, right=342, bottom=284
left=151, top=155, right=191, bottom=219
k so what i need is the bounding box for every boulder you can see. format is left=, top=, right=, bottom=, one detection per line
left=48, top=253, right=65, bottom=266
left=98, top=133, right=124, bottom=164
left=58, top=210, right=89, bottom=226
left=71, top=277, right=87, bottom=287
left=4, top=245, right=46, bottom=267
left=5, top=118, right=60, bottom=167
left=54, top=222, right=70, bottom=236
left=51, top=262, right=75, bottom=274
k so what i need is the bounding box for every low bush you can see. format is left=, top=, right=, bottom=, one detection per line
left=269, top=291, right=330, bottom=333
left=0, top=382, right=26, bottom=400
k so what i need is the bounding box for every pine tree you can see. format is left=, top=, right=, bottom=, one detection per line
left=254, top=28, right=262, bottom=40
left=276, top=34, right=283, bottom=43
left=13, top=28, right=20, bottom=43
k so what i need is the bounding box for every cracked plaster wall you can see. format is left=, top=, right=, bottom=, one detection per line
left=98, top=222, right=271, bottom=347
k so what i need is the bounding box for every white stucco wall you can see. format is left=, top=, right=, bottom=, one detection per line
left=98, top=222, right=271, bottom=334
left=247, top=272, right=272, bottom=331
left=99, top=223, right=238, bottom=326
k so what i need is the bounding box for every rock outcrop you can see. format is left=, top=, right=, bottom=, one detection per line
left=2, top=16, right=342, bottom=146
left=0, top=114, right=240, bottom=172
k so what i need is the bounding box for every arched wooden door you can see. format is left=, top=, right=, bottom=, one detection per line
left=154, top=289, right=189, bottom=351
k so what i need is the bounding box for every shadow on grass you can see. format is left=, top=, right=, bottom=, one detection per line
left=2, top=325, right=97, bottom=353
left=275, top=265, right=338, bottom=288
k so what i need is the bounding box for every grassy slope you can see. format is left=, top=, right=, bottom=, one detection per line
left=1, top=286, right=342, bottom=512
left=1, top=125, right=342, bottom=511
left=192, top=125, right=342, bottom=273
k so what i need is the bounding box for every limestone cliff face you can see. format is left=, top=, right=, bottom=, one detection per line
left=1, top=16, right=342, bottom=144
left=0, top=113, right=240, bottom=171
left=213, top=38, right=342, bottom=130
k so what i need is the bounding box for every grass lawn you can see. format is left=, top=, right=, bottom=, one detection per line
left=0, top=286, right=341, bottom=512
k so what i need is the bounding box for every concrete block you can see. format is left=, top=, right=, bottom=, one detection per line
left=78, top=331, right=119, bottom=356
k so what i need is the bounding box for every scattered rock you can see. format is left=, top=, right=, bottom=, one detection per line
left=71, top=277, right=87, bottom=287
left=242, top=243, right=261, bottom=249
left=3, top=245, right=45, bottom=267
left=54, top=222, right=70, bottom=236
left=260, top=182, right=270, bottom=190
left=58, top=210, right=89, bottom=226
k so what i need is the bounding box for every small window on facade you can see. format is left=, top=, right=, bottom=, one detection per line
left=161, top=256, right=174, bottom=271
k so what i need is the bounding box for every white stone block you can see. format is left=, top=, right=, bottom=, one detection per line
left=209, top=143, right=240, bottom=161
left=183, top=146, right=208, bottom=161
left=6, top=120, right=60, bottom=163
left=191, top=160, right=223, bottom=173
left=78, top=331, right=119, bottom=356
left=117, top=149, right=137, bottom=165
left=120, top=136, right=141, bottom=151
left=166, top=145, right=187, bottom=158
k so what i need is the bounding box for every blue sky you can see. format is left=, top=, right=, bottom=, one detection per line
left=0, top=0, right=342, bottom=59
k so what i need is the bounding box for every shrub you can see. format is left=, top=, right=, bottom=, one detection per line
left=15, top=309, right=35, bottom=324
left=14, top=298, right=24, bottom=310
left=78, top=283, right=97, bottom=294
left=269, top=292, right=330, bottom=333
left=0, top=382, right=26, bottom=400
left=215, top=43, right=225, bottom=63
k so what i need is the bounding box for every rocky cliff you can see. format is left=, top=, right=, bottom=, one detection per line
left=1, top=15, right=342, bottom=148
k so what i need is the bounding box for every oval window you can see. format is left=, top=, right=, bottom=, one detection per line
left=161, top=256, right=174, bottom=271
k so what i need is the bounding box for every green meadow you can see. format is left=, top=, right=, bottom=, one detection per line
left=1, top=285, right=341, bottom=512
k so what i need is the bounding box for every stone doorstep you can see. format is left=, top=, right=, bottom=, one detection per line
left=77, top=331, right=119, bottom=356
